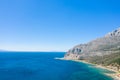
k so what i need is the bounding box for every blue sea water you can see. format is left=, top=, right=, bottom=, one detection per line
left=0, top=52, right=113, bottom=80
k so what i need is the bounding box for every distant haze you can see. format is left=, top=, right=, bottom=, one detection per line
left=0, top=0, right=120, bottom=51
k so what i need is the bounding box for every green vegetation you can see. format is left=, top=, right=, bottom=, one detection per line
left=86, top=51, right=120, bottom=71
left=65, top=28, right=120, bottom=72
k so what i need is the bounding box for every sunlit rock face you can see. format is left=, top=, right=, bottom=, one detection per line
left=64, top=27, right=120, bottom=60
left=105, top=28, right=120, bottom=37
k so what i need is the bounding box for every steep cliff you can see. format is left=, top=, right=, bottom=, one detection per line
left=64, top=28, right=120, bottom=64
left=64, top=27, right=120, bottom=71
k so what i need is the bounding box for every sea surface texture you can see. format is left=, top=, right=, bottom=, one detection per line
left=0, top=52, right=113, bottom=80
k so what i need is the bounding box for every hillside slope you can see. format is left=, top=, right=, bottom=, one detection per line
left=64, top=28, right=120, bottom=70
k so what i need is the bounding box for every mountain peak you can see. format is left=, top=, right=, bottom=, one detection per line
left=105, top=27, right=120, bottom=37
left=64, top=27, right=120, bottom=60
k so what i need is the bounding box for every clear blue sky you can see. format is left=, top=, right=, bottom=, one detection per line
left=0, top=0, right=120, bottom=51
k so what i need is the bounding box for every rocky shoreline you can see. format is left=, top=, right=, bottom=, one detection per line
left=64, top=28, right=120, bottom=80
left=55, top=57, right=120, bottom=80
left=71, top=60, right=120, bottom=80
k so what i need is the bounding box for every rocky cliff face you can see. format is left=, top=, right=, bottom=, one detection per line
left=64, top=28, right=120, bottom=60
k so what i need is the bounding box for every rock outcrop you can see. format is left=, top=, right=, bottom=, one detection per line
left=64, top=28, right=120, bottom=60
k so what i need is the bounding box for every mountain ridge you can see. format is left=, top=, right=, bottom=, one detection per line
left=64, top=27, right=120, bottom=71
left=64, top=27, right=120, bottom=59
left=105, top=28, right=120, bottom=37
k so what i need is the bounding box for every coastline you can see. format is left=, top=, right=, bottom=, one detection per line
left=56, top=58, right=120, bottom=80
left=72, top=60, right=120, bottom=80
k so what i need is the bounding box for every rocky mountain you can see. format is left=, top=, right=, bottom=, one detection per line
left=64, top=27, right=120, bottom=71
left=64, top=27, right=120, bottom=61
left=105, top=28, right=120, bottom=37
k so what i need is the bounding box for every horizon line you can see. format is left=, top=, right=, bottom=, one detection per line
left=0, top=50, right=66, bottom=52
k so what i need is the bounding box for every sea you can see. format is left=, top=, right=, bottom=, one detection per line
left=0, top=52, right=114, bottom=80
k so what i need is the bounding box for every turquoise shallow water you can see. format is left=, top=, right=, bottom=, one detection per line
left=0, top=52, right=113, bottom=80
